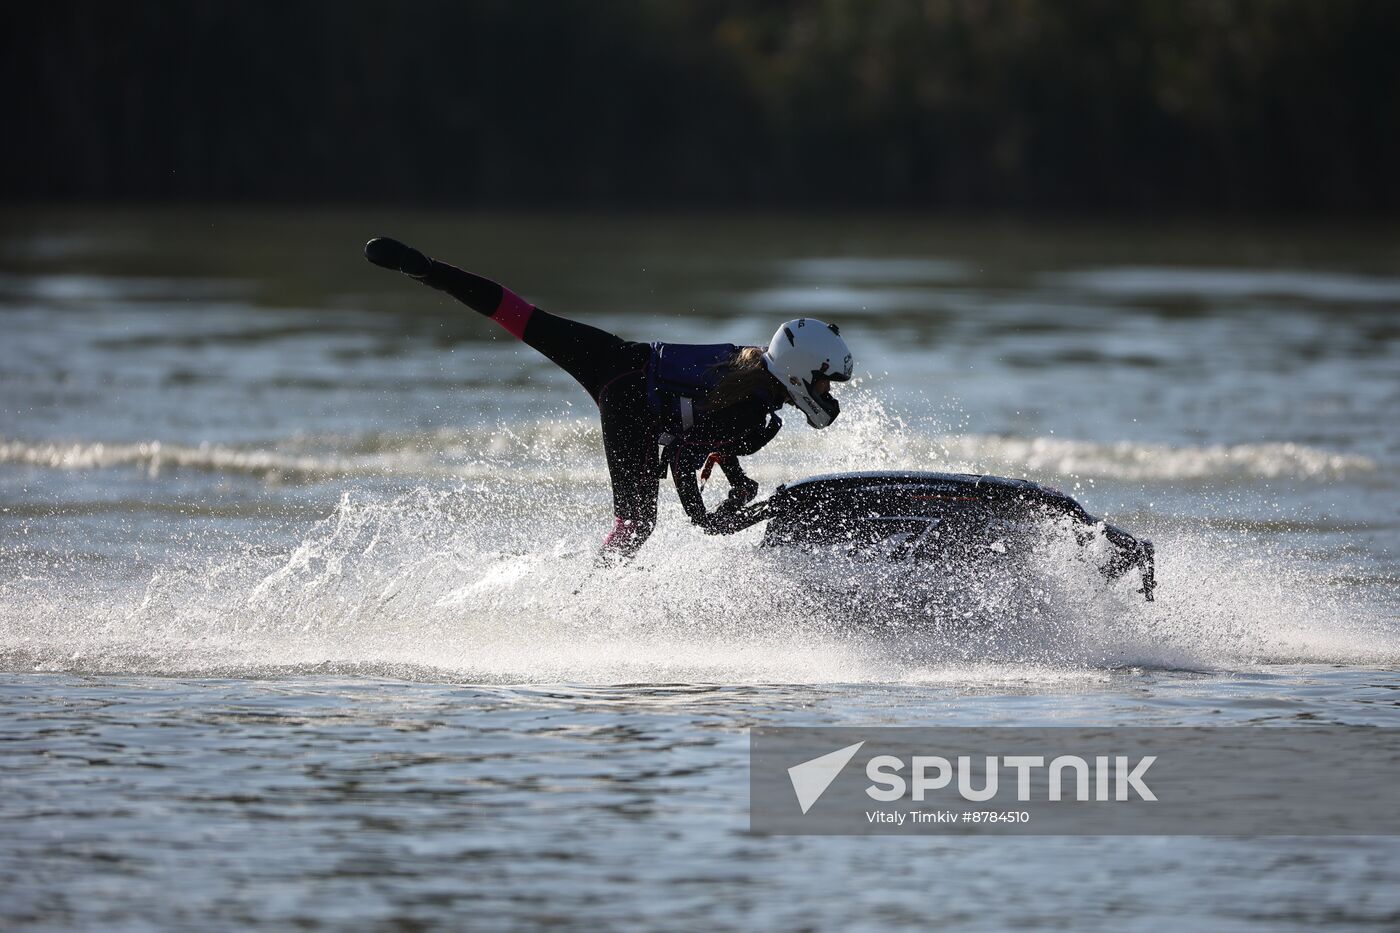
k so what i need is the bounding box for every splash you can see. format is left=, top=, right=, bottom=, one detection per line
left=2, top=474, right=1394, bottom=683
left=2, top=394, right=1394, bottom=682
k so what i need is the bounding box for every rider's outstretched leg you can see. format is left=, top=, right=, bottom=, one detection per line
left=365, top=237, right=641, bottom=400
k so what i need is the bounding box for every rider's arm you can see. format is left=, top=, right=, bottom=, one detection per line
left=669, top=440, right=711, bottom=527
left=669, top=443, right=757, bottom=535
left=718, top=456, right=759, bottom=507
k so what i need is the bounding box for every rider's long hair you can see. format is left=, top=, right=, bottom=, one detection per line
left=702, top=346, right=779, bottom=411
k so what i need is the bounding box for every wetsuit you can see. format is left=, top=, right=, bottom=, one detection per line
left=421, top=259, right=784, bottom=557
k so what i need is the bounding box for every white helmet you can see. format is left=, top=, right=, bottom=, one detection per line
left=763, top=318, right=853, bottom=428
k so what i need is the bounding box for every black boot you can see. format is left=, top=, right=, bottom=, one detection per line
left=364, top=237, right=432, bottom=280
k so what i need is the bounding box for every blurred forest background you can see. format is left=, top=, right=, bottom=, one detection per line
left=6, top=0, right=1398, bottom=214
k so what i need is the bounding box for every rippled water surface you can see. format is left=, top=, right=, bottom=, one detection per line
left=2, top=208, right=1398, bottom=929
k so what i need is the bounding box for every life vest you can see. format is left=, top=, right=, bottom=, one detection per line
left=645, top=342, right=737, bottom=433
left=662, top=411, right=783, bottom=476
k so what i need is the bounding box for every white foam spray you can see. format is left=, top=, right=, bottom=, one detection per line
left=2, top=394, right=1394, bottom=684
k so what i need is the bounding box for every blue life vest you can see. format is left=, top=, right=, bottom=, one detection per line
left=646, top=342, right=737, bottom=432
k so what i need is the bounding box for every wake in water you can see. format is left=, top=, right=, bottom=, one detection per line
left=2, top=395, right=1394, bottom=683
left=0, top=423, right=1376, bottom=484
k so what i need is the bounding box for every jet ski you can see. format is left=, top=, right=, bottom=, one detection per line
left=730, top=471, right=1156, bottom=601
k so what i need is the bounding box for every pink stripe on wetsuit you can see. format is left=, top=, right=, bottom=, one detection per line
left=602, top=517, right=648, bottom=556
left=491, top=287, right=535, bottom=339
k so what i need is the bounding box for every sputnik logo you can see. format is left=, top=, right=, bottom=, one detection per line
left=787, top=741, right=865, bottom=814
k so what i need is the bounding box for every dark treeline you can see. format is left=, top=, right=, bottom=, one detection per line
left=7, top=0, right=1399, bottom=214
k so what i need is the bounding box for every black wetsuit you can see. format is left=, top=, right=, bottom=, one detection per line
left=423, top=259, right=783, bottom=556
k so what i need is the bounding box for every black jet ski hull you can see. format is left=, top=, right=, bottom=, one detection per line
left=750, top=471, right=1155, bottom=601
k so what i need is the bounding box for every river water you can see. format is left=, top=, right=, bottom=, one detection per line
left=1, top=208, right=1398, bottom=929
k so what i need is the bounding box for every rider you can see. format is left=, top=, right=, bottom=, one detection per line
left=364, top=237, right=854, bottom=559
